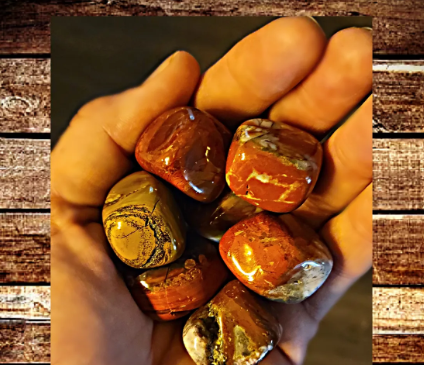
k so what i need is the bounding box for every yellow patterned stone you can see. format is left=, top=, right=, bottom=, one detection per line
left=102, top=171, right=186, bottom=269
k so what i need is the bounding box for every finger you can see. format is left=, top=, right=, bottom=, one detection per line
left=194, top=17, right=326, bottom=128
left=294, top=95, right=372, bottom=228
left=305, top=184, right=372, bottom=321
left=51, top=51, right=200, bottom=207
left=269, top=27, right=372, bottom=136
left=273, top=185, right=372, bottom=364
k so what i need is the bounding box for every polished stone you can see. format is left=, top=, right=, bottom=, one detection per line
left=220, top=212, right=333, bottom=303
left=102, top=171, right=186, bottom=269
left=183, top=280, right=282, bottom=365
left=226, top=119, right=322, bottom=213
left=135, top=107, right=231, bottom=202
left=184, top=189, right=262, bottom=242
left=128, top=232, right=229, bottom=321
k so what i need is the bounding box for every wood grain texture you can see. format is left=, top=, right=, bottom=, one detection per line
left=0, top=0, right=423, bottom=55
left=373, top=215, right=424, bottom=285
left=0, top=286, right=50, bottom=319
left=0, top=320, right=50, bottom=363
left=373, top=60, right=424, bottom=133
left=0, top=138, right=50, bottom=209
left=0, top=139, right=422, bottom=209
left=0, top=59, right=50, bottom=133
left=373, top=335, right=424, bottom=363
left=0, top=213, right=50, bottom=284
left=1, top=59, right=423, bottom=134
left=373, top=139, right=424, bottom=211
left=374, top=288, right=424, bottom=334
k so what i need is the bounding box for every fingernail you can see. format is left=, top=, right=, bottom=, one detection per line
left=149, top=51, right=180, bottom=79
left=362, top=27, right=373, bottom=32
left=304, top=16, right=319, bottom=26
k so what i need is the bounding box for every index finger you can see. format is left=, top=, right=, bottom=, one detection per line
left=51, top=51, right=200, bottom=207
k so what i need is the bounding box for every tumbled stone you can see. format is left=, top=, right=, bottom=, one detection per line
left=184, top=189, right=262, bottom=242
left=226, top=119, right=322, bottom=213
left=102, top=171, right=186, bottom=269
left=135, top=106, right=231, bottom=202
left=219, top=212, right=332, bottom=303
left=183, top=280, right=282, bottom=365
left=128, top=232, right=229, bottom=321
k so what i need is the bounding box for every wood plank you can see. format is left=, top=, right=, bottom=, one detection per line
left=0, top=213, right=50, bottom=284
left=373, top=60, right=424, bottom=133
left=0, top=1, right=423, bottom=54
left=1, top=138, right=423, bottom=210
left=373, top=335, right=424, bottom=363
left=0, top=320, right=50, bottom=363
left=0, top=59, right=422, bottom=134
left=374, top=288, right=424, bottom=334
left=373, top=139, right=424, bottom=211
left=0, top=138, right=50, bottom=209
left=373, top=215, right=424, bottom=285
left=0, top=59, right=50, bottom=133
left=0, top=286, right=50, bottom=319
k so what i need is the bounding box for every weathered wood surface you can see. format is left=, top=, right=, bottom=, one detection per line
left=0, top=0, right=423, bottom=55
left=0, top=286, right=50, bottom=319
left=373, top=60, right=424, bottom=133
left=373, top=335, right=424, bottom=363
left=0, top=320, right=50, bottom=363
left=1, top=59, right=423, bottom=133
left=373, top=139, right=424, bottom=211
left=0, top=138, right=422, bottom=210
left=373, top=215, right=424, bottom=285
left=374, top=287, right=424, bottom=334
left=0, top=213, right=50, bottom=284
left=0, top=59, right=50, bottom=133
left=0, top=138, right=50, bottom=209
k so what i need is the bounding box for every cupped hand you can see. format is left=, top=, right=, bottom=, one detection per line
left=51, top=17, right=372, bottom=365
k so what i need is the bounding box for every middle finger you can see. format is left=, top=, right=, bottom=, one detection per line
left=194, top=16, right=327, bottom=129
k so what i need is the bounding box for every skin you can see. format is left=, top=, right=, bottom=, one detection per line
left=51, top=17, right=372, bottom=365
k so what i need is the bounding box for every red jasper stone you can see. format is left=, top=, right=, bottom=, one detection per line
left=219, top=212, right=333, bottom=303
left=183, top=189, right=262, bottom=243
left=226, top=119, right=322, bottom=213
left=135, top=107, right=231, bottom=202
left=128, top=233, right=229, bottom=321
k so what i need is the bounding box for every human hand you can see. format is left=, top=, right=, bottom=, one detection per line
left=51, top=17, right=372, bottom=365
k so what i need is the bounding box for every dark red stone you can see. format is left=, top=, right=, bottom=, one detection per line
left=135, top=107, right=231, bottom=202
left=183, top=189, right=262, bottom=242
left=219, top=212, right=332, bottom=303
left=226, top=119, right=322, bottom=213
left=128, top=232, right=229, bottom=321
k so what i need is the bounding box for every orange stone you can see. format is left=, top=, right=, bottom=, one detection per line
left=128, top=232, right=229, bottom=321
left=135, top=107, right=231, bottom=202
left=226, top=119, right=322, bottom=213
left=219, top=212, right=332, bottom=303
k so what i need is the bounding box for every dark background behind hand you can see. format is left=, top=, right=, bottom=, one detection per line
left=51, top=16, right=372, bottom=364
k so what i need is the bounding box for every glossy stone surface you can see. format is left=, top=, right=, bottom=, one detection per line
left=102, top=171, right=186, bottom=269
left=128, top=233, right=229, bottom=321
left=135, top=107, right=231, bottom=202
left=183, top=280, right=282, bottom=365
left=184, top=189, right=262, bottom=242
left=220, top=212, right=332, bottom=303
left=226, top=119, right=322, bottom=213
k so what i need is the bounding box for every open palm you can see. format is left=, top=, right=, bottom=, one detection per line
left=51, top=17, right=372, bottom=365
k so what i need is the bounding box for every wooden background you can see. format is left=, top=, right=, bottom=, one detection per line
left=0, top=1, right=423, bottom=364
